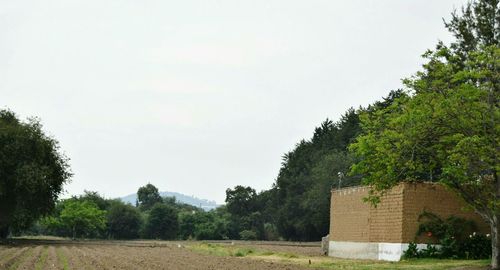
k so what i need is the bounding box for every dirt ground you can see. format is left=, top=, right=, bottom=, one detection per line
left=0, top=240, right=319, bottom=270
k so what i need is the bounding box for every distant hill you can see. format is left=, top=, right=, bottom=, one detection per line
left=119, top=191, right=219, bottom=211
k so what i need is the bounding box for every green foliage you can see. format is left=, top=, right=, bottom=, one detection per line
left=420, top=244, right=440, bottom=258
left=349, top=1, right=499, bottom=223
left=404, top=213, right=491, bottom=259
left=224, top=186, right=266, bottom=239
left=0, top=110, right=71, bottom=237
left=59, top=200, right=106, bottom=239
left=461, top=234, right=491, bottom=259
left=239, top=230, right=258, bottom=240
left=191, top=209, right=230, bottom=240
left=79, top=191, right=110, bottom=211
left=274, top=109, right=363, bottom=240
left=402, top=242, right=420, bottom=259
left=350, top=2, right=498, bottom=267
left=106, top=200, right=142, bottom=239
left=263, top=223, right=280, bottom=241
left=144, top=203, right=178, bottom=240
left=225, top=186, right=258, bottom=216
left=416, top=212, right=476, bottom=243
left=137, top=184, right=163, bottom=211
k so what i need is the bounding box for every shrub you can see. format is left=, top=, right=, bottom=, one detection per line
left=411, top=212, right=491, bottom=259
left=239, top=230, right=258, bottom=240
left=402, top=242, right=419, bottom=259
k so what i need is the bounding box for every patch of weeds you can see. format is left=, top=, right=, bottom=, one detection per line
left=35, top=247, right=48, bottom=270
left=56, top=248, right=70, bottom=270
left=281, top=253, right=298, bottom=259
left=233, top=248, right=255, bottom=257
left=189, top=244, right=260, bottom=258
left=234, top=251, right=245, bottom=257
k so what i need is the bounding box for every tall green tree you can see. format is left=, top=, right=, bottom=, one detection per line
left=225, top=186, right=264, bottom=239
left=0, top=110, right=71, bottom=237
left=274, top=109, right=362, bottom=240
left=144, top=203, right=178, bottom=240
left=137, top=183, right=163, bottom=211
left=58, top=200, right=106, bottom=239
left=106, top=200, right=142, bottom=239
left=350, top=0, right=499, bottom=267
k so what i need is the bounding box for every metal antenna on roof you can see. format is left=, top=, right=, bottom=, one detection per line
left=337, top=172, right=344, bottom=189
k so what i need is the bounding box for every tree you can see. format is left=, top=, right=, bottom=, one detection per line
left=225, top=186, right=264, bottom=239
left=225, top=186, right=258, bottom=216
left=144, top=203, right=178, bottom=240
left=79, top=190, right=110, bottom=211
left=106, top=200, right=142, bottom=239
left=350, top=1, right=499, bottom=267
left=178, top=211, right=197, bottom=239
left=59, top=200, right=106, bottom=239
left=273, top=109, right=362, bottom=240
left=0, top=110, right=71, bottom=238
left=137, top=183, right=163, bottom=211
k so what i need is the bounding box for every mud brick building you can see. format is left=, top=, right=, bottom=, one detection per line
left=328, top=182, right=489, bottom=261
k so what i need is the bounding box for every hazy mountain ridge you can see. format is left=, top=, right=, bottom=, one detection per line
left=120, top=191, right=219, bottom=211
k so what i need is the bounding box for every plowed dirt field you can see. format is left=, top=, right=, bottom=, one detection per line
left=0, top=241, right=318, bottom=270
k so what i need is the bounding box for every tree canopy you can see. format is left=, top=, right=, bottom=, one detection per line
left=58, top=200, right=106, bottom=239
left=144, top=203, right=179, bottom=240
left=273, top=109, right=363, bottom=240
left=106, top=200, right=142, bottom=239
left=0, top=110, right=71, bottom=238
left=137, top=183, right=163, bottom=211
left=350, top=0, right=499, bottom=267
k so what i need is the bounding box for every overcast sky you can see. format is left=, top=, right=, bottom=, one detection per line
left=1, top=0, right=467, bottom=203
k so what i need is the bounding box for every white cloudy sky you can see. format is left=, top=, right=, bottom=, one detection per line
left=1, top=0, right=467, bottom=203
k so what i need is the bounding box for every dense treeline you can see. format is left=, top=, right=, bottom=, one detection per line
left=14, top=91, right=403, bottom=241
left=24, top=186, right=225, bottom=240
left=224, top=91, right=405, bottom=241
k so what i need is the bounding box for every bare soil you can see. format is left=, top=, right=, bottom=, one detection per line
left=0, top=240, right=318, bottom=270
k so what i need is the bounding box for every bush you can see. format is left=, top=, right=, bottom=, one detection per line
left=461, top=233, right=490, bottom=259
left=420, top=244, right=439, bottom=258
left=408, top=212, right=491, bottom=260
left=106, top=201, right=142, bottom=239
left=402, top=242, right=420, bottom=259
left=239, top=230, right=257, bottom=240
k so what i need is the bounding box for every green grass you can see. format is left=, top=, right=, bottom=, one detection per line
left=187, top=243, right=489, bottom=270
left=34, top=247, right=48, bottom=270
left=56, top=247, right=70, bottom=270
left=190, top=243, right=312, bottom=260
left=191, top=243, right=258, bottom=257
left=314, top=258, right=489, bottom=270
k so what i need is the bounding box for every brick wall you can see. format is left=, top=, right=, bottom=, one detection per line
left=401, top=182, right=489, bottom=243
left=330, top=182, right=489, bottom=244
left=330, top=186, right=371, bottom=242
left=368, top=184, right=404, bottom=243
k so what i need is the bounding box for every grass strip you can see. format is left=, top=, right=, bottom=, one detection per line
left=188, top=243, right=297, bottom=259
left=188, top=243, right=489, bottom=270
left=35, top=246, right=48, bottom=270
left=56, top=247, right=70, bottom=270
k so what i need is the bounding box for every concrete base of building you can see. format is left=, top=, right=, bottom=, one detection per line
left=328, top=241, right=428, bottom=261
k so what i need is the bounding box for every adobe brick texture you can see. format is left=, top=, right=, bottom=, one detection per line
left=330, top=182, right=489, bottom=243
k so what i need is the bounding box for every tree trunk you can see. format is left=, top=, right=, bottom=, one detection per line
left=492, top=215, right=499, bottom=270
